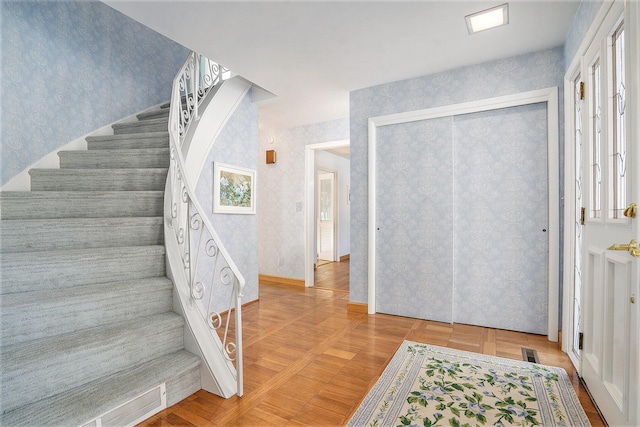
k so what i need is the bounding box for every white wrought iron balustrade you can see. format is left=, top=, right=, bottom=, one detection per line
left=174, top=52, right=231, bottom=139
left=166, top=51, right=243, bottom=396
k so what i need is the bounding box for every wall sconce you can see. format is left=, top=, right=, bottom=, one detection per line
left=266, top=150, right=277, bottom=164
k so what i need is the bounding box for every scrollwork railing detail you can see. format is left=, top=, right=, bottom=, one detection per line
left=174, top=52, right=231, bottom=141
left=166, top=52, right=243, bottom=396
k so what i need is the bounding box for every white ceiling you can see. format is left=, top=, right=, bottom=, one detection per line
left=105, top=0, right=580, bottom=130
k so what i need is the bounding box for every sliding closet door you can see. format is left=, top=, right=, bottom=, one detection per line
left=453, top=103, right=549, bottom=335
left=374, top=103, right=549, bottom=334
left=375, top=118, right=454, bottom=323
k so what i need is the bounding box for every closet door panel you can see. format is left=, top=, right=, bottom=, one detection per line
left=453, top=104, right=549, bottom=334
left=375, top=118, right=454, bottom=322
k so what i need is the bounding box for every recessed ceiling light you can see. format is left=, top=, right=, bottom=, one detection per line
left=465, top=3, right=509, bottom=35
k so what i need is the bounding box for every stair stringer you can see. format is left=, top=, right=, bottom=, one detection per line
left=164, top=76, right=252, bottom=398
left=182, top=76, right=253, bottom=184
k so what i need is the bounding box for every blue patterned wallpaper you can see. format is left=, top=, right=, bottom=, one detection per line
left=564, top=0, right=605, bottom=69
left=1, top=0, right=189, bottom=184
left=195, top=91, right=259, bottom=308
left=349, top=47, right=565, bottom=312
left=258, top=119, right=349, bottom=279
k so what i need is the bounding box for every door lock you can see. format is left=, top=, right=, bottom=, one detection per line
left=608, top=239, right=640, bottom=258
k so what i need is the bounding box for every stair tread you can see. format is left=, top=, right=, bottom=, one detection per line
left=58, top=149, right=169, bottom=169
left=112, top=117, right=169, bottom=127
left=30, top=168, right=168, bottom=174
left=112, top=119, right=169, bottom=135
left=1, top=312, right=181, bottom=360
left=1, top=276, right=172, bottom=308
left=0, top=191, right=164, bottom=220
left=0, top=350, right=200, bottom=427
left=0, top=217, right=164, bottom=253
left=29, top=169, right=168, bottom=191
left=1, top=277, right=173, bottom=346
left=137, top=109, right=170, bottom=120
left=1, top=245, right=166, bottom=294
left=1, top=190, right=165, bottom=202
left=1, top=190, right=164, bottom=197
left=86, top=136, right=169, bottom=151
left=2, top=244, right=166, bottom=262
left=0, top=216, right=163, bottom=227
left=0, top=312, right=185, bottom=414
left=86, top=131, right=168, bottom=141
left=60, top=147, right=169, bottom=155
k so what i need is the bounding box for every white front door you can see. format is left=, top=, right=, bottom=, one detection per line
left=317, top=171, right=336, bottom=262
left=577, top=1, right=639, bottom=424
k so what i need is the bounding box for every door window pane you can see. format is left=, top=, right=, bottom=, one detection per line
left=610, top=23, right=626, bottom=219
left=590, top=61, right=602, bottom=218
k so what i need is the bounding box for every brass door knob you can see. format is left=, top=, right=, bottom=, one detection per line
left=607, top=239, right=638, bottom=251
left=623, top=202, right=637, bottom=218
left=608, top=240, right=640, bottom=258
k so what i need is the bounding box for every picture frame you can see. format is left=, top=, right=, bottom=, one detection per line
left=213, top=162, right=256, bottom=214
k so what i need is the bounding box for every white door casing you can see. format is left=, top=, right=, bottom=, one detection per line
left=564, top=74, right=585, bottom=373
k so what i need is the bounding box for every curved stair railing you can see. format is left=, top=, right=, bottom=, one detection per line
left=165, top=52, right=244, bottom=396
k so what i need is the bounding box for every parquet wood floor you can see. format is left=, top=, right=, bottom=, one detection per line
left=139, top=279, right=604, bottom=427
left=313, top=260, right=349, bottom=292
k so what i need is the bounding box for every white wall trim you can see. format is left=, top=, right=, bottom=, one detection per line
left=561, top=69, right=581, bottom=362
left=368, top=87, right=560, bottom=341
left=304, top=139, right=350, bottom=287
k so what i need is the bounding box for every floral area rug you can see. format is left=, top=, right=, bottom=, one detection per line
left=348, top=341, right=590, bottom=427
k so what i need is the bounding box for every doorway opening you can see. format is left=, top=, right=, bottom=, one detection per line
left=317, top=169, right=337, bottom=264
left=304, top=139, right=350, bottom=291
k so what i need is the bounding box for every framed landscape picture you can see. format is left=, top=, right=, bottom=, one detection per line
left=213, top=162, right=256, bottom=214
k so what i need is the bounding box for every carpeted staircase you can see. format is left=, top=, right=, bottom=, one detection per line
left=0, top=104, right=201, bottom=426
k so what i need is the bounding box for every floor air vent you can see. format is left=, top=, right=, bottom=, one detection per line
left=81, top=383, right=166, bottom=427
left=521, top=348, right=539, bottom=364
